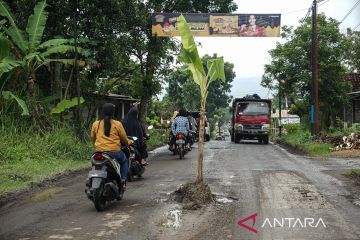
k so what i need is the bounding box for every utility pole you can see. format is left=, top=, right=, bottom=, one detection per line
left=312, top=0, right=319, bottom=135
left=279, top=81, right=282, bottom=137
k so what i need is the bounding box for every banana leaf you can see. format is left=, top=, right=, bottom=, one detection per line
left=1, top=90, right=29, bottom=116
left=0, top=56, right=21, bottom=78
left=51, top=97, right=85, bottom=114
left=177, top=15, right=206, bottom=87
left=0, top=35, right=10, bottom=60
left=0, top=1, right=28, bottom=52
left=26, top=0, right=48, bottom=51
left=206, top=57, right=225, bottom=86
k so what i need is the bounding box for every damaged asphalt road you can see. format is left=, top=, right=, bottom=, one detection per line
left=1, top=140, right=360, bottom=240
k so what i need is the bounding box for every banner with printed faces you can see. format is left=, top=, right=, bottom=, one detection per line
left=152, top=13, right=281, bottom=37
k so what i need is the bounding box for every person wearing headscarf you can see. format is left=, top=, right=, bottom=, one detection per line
left=91, top=103, right=132, bottom=188
left=122, top=106, right=149, bottom=166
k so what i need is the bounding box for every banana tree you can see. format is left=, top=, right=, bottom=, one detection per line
left=0, top=0, right=89, bottom=93
left=177, top=15, right=225, bottom=182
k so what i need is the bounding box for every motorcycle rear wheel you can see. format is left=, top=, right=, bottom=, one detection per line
left=179, top=147, right=184, bottom=159
left=128, top=169, right=135, bottom=182
left=93, top=184, right=106, bottom=211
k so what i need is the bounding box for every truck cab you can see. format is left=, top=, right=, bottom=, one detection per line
left=230, top=98, right=271, bottom=144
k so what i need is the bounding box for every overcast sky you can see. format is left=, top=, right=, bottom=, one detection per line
left=195, top=0, right=360, bottom=99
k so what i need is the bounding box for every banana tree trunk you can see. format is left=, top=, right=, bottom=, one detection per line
left=197, top=99, right=206, bottom=183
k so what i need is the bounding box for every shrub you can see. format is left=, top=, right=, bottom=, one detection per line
left=284, top=123, right=300, bottom=134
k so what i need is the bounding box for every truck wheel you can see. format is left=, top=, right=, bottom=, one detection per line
left=234, top=135, right=240, bottom=144
left=231, top=133, right=234, bottom=142
left=264, top=136, right=269, bottom=144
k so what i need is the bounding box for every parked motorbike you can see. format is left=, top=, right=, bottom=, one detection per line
left=123, top=134, right=150, bottom=182
left=85, top=152, right=124, bottom=211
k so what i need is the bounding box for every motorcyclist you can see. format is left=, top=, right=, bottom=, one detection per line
left=91, top=103, right=132, bottom=190
left=187, top=112, right=198, bottom=147
left=171, top=108, right=190, bottom=150
left=122, top=106, right=149, bottom=166
left=168, top=110, right=178, bottom=150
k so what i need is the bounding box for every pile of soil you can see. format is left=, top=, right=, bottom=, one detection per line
left=172, top=182, right=214, bottom=210
left=330, top=149, right=360, bottom=158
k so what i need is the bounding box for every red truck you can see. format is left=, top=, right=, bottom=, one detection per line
left=230, top=98, right=271, bottom=144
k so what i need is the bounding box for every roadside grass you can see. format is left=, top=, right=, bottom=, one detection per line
left=147, top=129, right=169, bottom=150
left=0, top=125, right=168, bottom=195
left=278, top=124, right=332, bottom=157
left=350, top=169, right=360, bottom=175
left=0, top=126, right=92, bottom=195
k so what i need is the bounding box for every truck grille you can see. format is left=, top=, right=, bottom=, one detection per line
left=243, top=124, right=261, bottom=129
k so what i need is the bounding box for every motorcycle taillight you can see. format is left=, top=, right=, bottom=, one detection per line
left=94, top=153, right=105, bottom=160
left=178, top=134, right=184, bottom=139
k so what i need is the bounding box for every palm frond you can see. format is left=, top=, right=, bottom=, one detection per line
left=26, top=0, right=48, bottom=51
left=0, top=1, right=28, bottom=52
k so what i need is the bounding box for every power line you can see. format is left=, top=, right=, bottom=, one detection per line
left=301, top=2, right=314, bottom=23
left=318, top=0, right=331, bottom=7
left=282, top=7, right=312, bottom=15
left=340, top=0, right=360, bottom=23
left=282, top=0, right=329, bottom=16
left=354, top=22, right=360, bottom=30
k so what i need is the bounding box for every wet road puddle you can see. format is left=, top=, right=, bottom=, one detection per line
left=158, top=206, right=182, bottom=229
left=216, top=197, right=233, bottom=203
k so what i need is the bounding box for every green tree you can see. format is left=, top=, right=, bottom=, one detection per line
left=2, top=0, right=238, bottom=126
left=261, top=14, right=351, bottom=130
left=344, top=28, right=360, bottom=72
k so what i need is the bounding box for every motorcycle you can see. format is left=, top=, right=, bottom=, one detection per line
left=175, top=133, right=187, bottom=159
left=188, top=130, right=196, bottom=147
left=123, top=135, right=150, bottom=182
left=85, top=152, right=124, bottom=211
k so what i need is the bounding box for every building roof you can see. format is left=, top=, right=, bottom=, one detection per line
left=344, top=73, right=360, bottom=92
left=89, top=93, right=139, bottom=102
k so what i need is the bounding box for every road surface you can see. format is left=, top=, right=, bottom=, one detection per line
left=1, top=140, right=360, bottom=240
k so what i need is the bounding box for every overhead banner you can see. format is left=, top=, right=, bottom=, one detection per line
left=151, top=13, right=281, bottom=37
